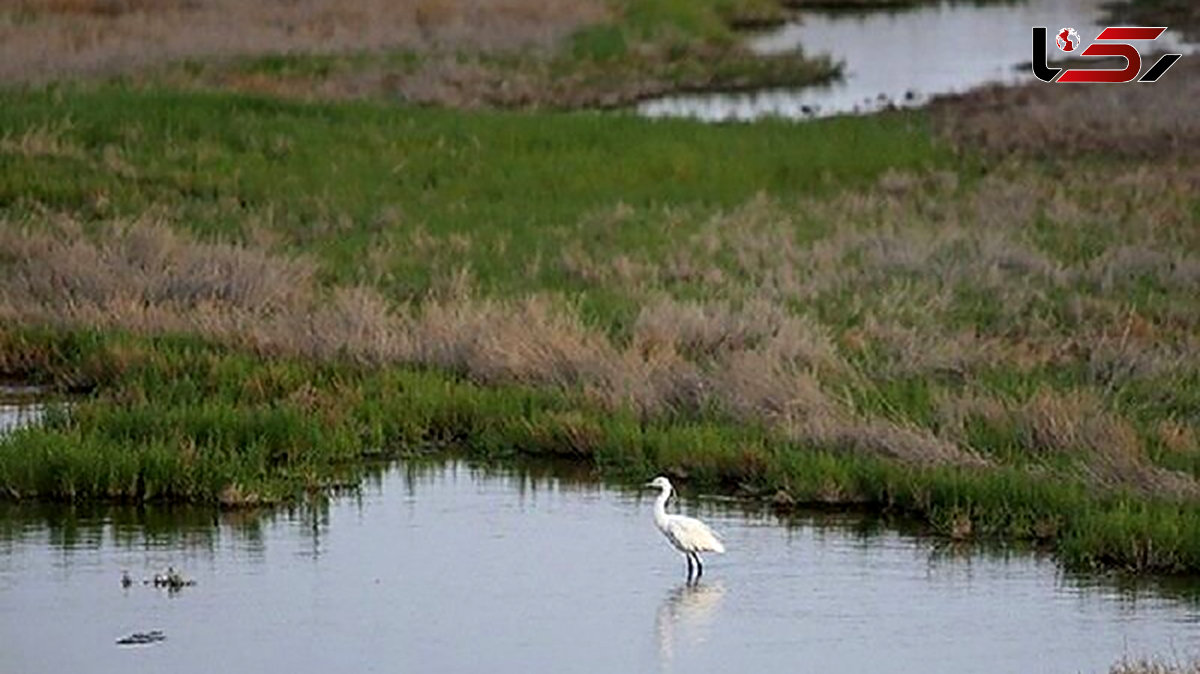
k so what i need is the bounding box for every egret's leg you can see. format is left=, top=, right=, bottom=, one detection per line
left=693, top=553, right=704, bottom=581
left=684, top=553, right=694, bottom=581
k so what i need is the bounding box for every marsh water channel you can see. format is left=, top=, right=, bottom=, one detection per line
left=3, top=459, right=1200, bottom=673
left=640, top=0, right=1198, bottom=121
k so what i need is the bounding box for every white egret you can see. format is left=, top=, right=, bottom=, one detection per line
left=645, top=476, right=725, bottom=581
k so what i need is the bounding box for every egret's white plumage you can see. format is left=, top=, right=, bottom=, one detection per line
left=645, top=476, right=724, bottom=581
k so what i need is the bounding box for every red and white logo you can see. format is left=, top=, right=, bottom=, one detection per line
left=1056, top=27, right=1081, bottom=52
left=1032, top=26, right=1183, bottom=83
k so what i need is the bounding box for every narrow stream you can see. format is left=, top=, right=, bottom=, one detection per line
left=2, top=461, right=1198, bottom=673
left=640, top=0, right=1197, bottom=121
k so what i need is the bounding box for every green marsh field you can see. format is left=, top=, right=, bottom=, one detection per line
left=1, top=0, right=1199, bottom=582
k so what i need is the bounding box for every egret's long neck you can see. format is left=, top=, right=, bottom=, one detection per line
left=653, top=486, right=671, bottom=529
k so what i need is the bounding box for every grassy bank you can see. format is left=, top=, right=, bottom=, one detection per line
left=5, top=327, right=1200, bottom=574
left=2, top=77, right=1200, bottom=572
left=0, top=0, right=838, bottom=108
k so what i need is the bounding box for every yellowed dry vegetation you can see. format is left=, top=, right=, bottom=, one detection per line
left=4, top=157, right=1199, bottom=493
left=0, top=0, right=606, bottom=82
left=934, top=58, right=1200, bottom=161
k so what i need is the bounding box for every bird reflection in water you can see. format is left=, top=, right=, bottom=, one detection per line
left=655, top=581, right=726, bottom=669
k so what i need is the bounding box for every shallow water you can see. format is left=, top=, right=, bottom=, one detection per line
left=3, top=461, right=1200, bottom=672
left=0, top=385, right=49, bottom=436
left=640, top=0, right=1197, bottom=121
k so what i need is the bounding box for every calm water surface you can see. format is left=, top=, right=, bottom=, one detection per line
left=0, top=385, right=48, bottom=436
left=2, top=461, right=1200, bottom=673
left=640, top=0, right=1198, bottom=121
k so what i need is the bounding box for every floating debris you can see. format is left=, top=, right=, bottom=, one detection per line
left=139, top=567, right=196, bottom=591
left=116, top=630, right=166, bottom=646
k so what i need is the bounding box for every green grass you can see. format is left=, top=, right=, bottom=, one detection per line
left=5, top=328, right=1200, bottom=572
left=2, top=84, right=1199, bottom=576
left=0, top=84, right=946, bottom=304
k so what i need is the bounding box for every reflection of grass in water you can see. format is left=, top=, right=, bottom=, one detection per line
left=0, top=497, right=267, bottom=551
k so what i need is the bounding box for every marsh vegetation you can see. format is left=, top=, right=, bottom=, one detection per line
left=0, top=0, right=1197, bottom=585
left=0, top=0, right=837, bottom=107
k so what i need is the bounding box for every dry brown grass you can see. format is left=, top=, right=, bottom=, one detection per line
left=0, top=120, right=85, bottom=159
left=1158, top=420, right=1199, bottom=456
left=0, top=0, right=606, bottom=82
left=14, top=0, right=191, bottom=17
left=352, top=44, right=834, bottom=109
left=526, top=163, right=1200, bottom=485
left=1014, top=389, right=1198, bottom=496
left=0, top=213, right=996, bottom=468
left=632, top=296, right=845, bottom=372
left=3, top=145, right=1198, bottom=487
left=1110, top=659, right=1200, bottom=674
left=1087, top=245, right=1200, bottom=292
left=1016, top=389, right=1140, bottom=459
left=549, top=161, right=1200, bottom=480
left=933, top=56, right=1200, bottom=160
left=626, top=164, right=1200, bottom=383
left=0, top=0, right=834, bottom=108
left=0, top=216, right=314, bottom=322
left=934, top=387, right=1200, bottom=498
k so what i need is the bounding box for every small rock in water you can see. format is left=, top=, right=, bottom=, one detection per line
left=120, top=571, right=133, bottom=588
left=116, top=630, right=166, bottom=646
left=152, top=566, right=195, bottom=590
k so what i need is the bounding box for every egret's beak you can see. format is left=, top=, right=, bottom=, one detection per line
left=643, top=482, right=655, bottom=488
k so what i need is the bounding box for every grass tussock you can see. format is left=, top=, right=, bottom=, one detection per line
left=0, top=119, right=85, bottom=159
